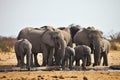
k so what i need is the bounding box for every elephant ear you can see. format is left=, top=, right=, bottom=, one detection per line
left=50, top=31, right=62, bottom=49
left=88, top=30, right=102, bottom=39
left=50, top=31, right=59, bottom=39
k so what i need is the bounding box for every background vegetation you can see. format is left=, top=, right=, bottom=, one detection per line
left=0, top=36, right=16, bottom=52
left=109, top=32, right=120, bottom=50
left=0, top=31, right=120, bottom=52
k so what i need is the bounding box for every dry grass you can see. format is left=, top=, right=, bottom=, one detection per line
left=0, top=50, right=120, bottom=80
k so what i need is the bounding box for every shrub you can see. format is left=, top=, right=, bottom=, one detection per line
left=109, top=31, right=120, bottom=50
left=0, top=36, right=16, bottom=52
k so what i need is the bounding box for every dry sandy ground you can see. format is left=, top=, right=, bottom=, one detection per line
left=0, top=50, right=120, bottom=80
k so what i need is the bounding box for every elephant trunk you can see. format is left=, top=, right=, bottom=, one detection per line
left=55, top=39, right=61, bottom=49
left=55, top=39, right=66, bottom=66
left=93, top=39, right=101, bottom=66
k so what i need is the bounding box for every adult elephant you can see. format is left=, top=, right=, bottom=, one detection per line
left=17, top=26, right=65, bottom=66
left=98, top=38, right=110, bottom=66
left=54, top=26, right=79, bottom=66
left=58, top=27, right=72, bottom=46
left=14, top=39, right=32, bottom=71
left=58, top=25, right=81, bottom=46
left=73, top=28, right=103, bottom=66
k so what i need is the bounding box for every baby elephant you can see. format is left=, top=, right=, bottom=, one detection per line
left=74, top=45, right=91, bottom=70
left=14, top=39, right=32, bottom=70
left=62, top=46, right=75, bottom=69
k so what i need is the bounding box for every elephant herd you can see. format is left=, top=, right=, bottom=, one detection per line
left=14, top=25, right=110, bottom=70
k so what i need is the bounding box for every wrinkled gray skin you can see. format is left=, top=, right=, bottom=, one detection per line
left=74, top=45, right=91, bottom=70
left=14, top=39, right=32, bottom=71
left=74, top=28, right=103, bottom=66
left=98, top=38, right=110, bottom=66
left=17, top=26, right=65, bottom=66
left=62, top=46, right=75, bottom=69
left=58, top=27, right=72, bottom=46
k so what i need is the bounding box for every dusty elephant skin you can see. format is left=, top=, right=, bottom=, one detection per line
left=73, top=28, right=103, bottom=67
left=62, top=46, right=75, bottom=69
left=74, top=45, right=91, bottom=70
left=99, top=38, right=110, bottom=66
left=14, top=39, right=32, bottom=71
left=17, top=26, right=66, bottom=66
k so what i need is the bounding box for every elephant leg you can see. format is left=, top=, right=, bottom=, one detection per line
left=34, top=53, right=40, bottom=67
left=86, top=55, right=91, bottom=66
left=20, top=53, right=25, bottom=68
left=16, top=53, right=21, bottom=67
left=26, top=51, right=31, bottom=71
left=48, top=48, right=54, bottom=66
left=103, top=53, right=108, bottom=66
left=69, top=56, right=74, bottom=69
left=82, top=57, right=87, bottom=70
left=76, top=59, right=80, bottom=66
left=66, top=58, right=69, bottom=67
left=62, top=58, right=65, bottom=66
left=86, top=57, right=89, bottom=66
left=98, top=54, right=103, bottom=65
left=42, top=54, right=48, bottom=66
left=30, top=54, right=34, bottom=67
left=55, top=49, right=65, bottom=66
left=41, top=44, right=48, bottom=66
left=86, top=56, right=91, bottom=66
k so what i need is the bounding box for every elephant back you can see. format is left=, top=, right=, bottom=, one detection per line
left=73, top=28, right=90, bottom=45
left=58, top=27, right=72, bottom=46
left=101, top=39, right=110, bottom=53
left=17, top=27, right=34, bottom=40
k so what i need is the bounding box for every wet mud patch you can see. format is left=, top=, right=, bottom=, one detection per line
left=110, top=65, right=120, bottom=70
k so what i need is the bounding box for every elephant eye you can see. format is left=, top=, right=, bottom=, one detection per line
left=55, top=36, right=59, bottom=40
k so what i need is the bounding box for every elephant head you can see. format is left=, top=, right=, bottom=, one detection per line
left=74, top=28, right=103, bottom=66
left=41, top=30, right=64, bottom=49
left=50, top=31, right=63, bottom=49
left=41, top=30, right=66, bottom=66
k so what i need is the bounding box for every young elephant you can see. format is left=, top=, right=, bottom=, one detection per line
left=74, top=45, right=91, bottom=70
left=62, top=46, right=75, bottom=69
left=99, top=38, right=110, bottom=66
left=14, top=39, right=32, bottom=70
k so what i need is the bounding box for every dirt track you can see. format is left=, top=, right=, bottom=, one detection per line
left=0, top=50, right=120, bottom=80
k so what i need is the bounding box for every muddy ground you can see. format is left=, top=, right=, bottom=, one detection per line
left=0, top=50, right=120, bottom=80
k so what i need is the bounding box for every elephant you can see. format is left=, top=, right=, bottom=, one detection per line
left=62, top=46, right=75, bottom=69
left=14, top=39, right=32, bottom=71
left=98, top=38, right=110, bottom=66
left=58, top=25, right=81, bottom=47
left=74, top=45, right=91, bottom=70
left=68, top=25, right=81, bottom=43
left=58, top=27, right=72, bottom=46
left=17, top=26, right=65, bottom=66
left=73, top=28, right=103, bottom=66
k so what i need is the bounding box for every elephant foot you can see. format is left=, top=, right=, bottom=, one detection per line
left=82, top=67, right=86, bottom=70
left=93, top=63, right=98, bottom=67
left=26, top=66, right=31, bottom=71
left=34, top=63, right=40, bottom=67
left=69, top=66, right=75, bottom=70
left=20, top=64, right=26, bottom=68
left=103, top=63, right=108, bottom=66
left=86, top=62, right=91, bottom=66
